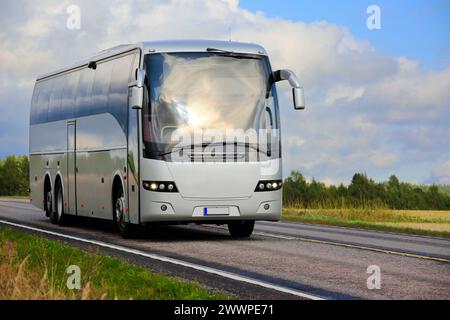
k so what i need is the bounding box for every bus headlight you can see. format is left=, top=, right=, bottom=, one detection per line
left=143, top=181, right=179, bottom=192
left=255, top=180, right=282, bottom=192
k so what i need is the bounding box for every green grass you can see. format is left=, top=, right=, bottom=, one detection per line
left=282, top=208, right=450, bottom=238
left=0, top=227, right=229, bottom=300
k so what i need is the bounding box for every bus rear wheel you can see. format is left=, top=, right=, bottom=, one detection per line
left=50, top=180, right=67, bottom=225
left=228, top=220, right=255, bottom=238
left=45, top=190, right=52, bottom=218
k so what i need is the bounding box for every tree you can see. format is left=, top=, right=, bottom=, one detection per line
left=0, top=155, right=29, bottom=196
left=349, top=173, right=372, bottom=206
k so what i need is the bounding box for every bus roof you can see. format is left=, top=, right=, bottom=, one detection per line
left=142, top=40, right=267, bottom=55
left=37, top=40, right=267, bottom=81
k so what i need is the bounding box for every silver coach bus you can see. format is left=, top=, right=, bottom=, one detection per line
left=29, top=40, right=304, bottom=238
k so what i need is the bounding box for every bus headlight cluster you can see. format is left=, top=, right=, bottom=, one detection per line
left=255, top=180, right=282, bottom=192
left=143, top=181, right=178, bottom=192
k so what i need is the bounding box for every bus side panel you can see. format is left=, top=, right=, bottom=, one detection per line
left=71, top=53, right=134, bottom=220
left=75, top=113, right=127, bottom=219
left=29, top=121, right=68, bottom=212
left=75, top=149, right=127, bottom=219
left=29, top=154, right=44, bottom=210
left=29, top=81, right=44, bottom=210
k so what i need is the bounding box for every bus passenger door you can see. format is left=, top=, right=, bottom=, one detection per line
left=67, top=121, right=77, bottom=215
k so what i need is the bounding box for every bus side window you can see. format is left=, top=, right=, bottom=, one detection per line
left=143, top=83, right=152, bottom=143
left=109, top=54, right=134, bottom=131
left=92, top=60, right=113, bottom=115
left=61, top=71, right=80, bottom=120
left=36, top=81, right=50, bottom=124
left=76, top=67, right=95, bottom=117
left=30, top=83, right=42, bottom=125
left=48, top=77, right=63, bottom=122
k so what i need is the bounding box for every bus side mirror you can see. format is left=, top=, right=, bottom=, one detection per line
left=129, top=68, right=146, bottom=110
left=136, top=68, right=146, bottom=88
left=293, top=87, right=305, bottom=110
left=273, top=69, right=305, bottom=110
left=129, top=86, right=143, bottom=110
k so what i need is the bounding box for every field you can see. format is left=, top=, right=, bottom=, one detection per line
left=0, top=227, right=228, bottom=300
left=282, top=208, right=450, bottom=237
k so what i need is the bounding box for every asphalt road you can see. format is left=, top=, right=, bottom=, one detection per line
left=0, top=200, right=449, bottom=300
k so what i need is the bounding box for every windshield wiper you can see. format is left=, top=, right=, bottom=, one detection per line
left=157, top=141, right=269, bottom=157
left=206, top=47, right=233, bottom=53
left=206, top=48, right=262, bottom=60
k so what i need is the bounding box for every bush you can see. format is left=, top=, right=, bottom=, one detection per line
left=0, top=155, right=29, bottom=196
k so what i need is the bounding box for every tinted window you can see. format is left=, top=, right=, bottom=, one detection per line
left=35, top=81, right=50, bottom=123
left=108, top=54, right=134, bottom=131
left=60, top=71, right=80, bottom=120
left=30, top=51, right=138, bottom=127
left=30, top=83, right=41, bottom=125
left=91, top=60, right=113, bottom=115
left=47, top=77, right=63, bottom=122
left=75, top=68, right=94, bottom=117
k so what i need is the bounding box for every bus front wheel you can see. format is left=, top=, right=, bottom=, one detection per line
left=228, top=220, right=255, bottom=238
left=113, top=185, right=136, bottom=239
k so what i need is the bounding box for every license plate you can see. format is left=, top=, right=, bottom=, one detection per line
left=203, top=207, right=230, bottom=216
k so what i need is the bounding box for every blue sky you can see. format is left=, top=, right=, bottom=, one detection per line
left=0, top=0, right=449, bottom=185
left=240, top=0, right=450, bottom=70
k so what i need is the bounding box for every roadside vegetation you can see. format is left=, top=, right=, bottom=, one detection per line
left=283, top=171, right=450, bottom=210
left=0, top=155, right=29, bottom=197
left=282, top=208, right=450, bottom=237
left=282, top=171, right=450, bottom=237
left=0, top=227, right=228, bottom=300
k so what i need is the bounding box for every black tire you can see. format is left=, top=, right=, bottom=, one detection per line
left=228, top=220, right=255, bottom=238
left=50, top=180, right=67, bottom=225
left=45, top=188, right=52, bottom=218
left=113, top=184, right=136, bottom=239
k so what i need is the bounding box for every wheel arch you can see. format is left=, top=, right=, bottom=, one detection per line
left=43, top=172, right=52, bottom=211
left=53, top=171, right=65, bottom=211
left=54, top=171, right=65, bottom=197
left=111, top=171, right=125, bottom=220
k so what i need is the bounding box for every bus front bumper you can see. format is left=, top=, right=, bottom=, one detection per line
left=139, top=189, right=282, bottom=223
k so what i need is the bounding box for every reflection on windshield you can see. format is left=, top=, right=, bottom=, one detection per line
left=143, top=52, right=280, bottom=161
left=158, top=53, right=265, bottom=132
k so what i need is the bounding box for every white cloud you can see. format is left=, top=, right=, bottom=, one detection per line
left=324, top=85, right=365, bottom=107
left=349, top=115, right=374, bottom=131
left=369, top=149, right=399, bottom=168
left=365, top=58, right=450, bottom=121
left=286, top=136, right=306, bottom=147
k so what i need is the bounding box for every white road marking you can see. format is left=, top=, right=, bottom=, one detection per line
left=0, top=219, right=325, bottom=300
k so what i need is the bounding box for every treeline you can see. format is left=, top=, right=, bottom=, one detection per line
left=283, top=171, right=450, bottom=210
left=0, top=155, right=29, bottom=196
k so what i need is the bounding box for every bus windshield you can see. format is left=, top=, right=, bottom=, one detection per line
left=142, top=52, right=280, bottom=160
